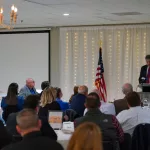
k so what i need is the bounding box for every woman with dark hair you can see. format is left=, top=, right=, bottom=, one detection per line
left=55, top=87, right=69, bottom=111
left=69, top=86, right=79, bottom=103
left=1, top=83, right=24, bottom=121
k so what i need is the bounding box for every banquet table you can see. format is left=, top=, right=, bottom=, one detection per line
left=55, top=130, right=72, bottom=150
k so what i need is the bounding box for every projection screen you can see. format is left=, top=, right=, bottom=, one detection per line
left=0, top=31, right=50, bottom=94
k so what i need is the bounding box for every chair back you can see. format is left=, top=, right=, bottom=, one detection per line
left=103, top=140, right=120, bottom=150
left=63, top=109, right=80, bottom=122
left=132, top=124, right=150, bottom=150
left=120, top=133, right=131, bottom=150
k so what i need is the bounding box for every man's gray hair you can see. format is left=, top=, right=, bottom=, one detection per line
left=122, top=83, right=133, bottom=95
left=26, top=78, right=34, bottom=82
left=16, top=109, right=38, bottom=130
left=78, top=85, right=88, bottom=94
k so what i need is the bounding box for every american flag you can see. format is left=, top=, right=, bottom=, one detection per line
left=95, top=47, right=107, bottom=102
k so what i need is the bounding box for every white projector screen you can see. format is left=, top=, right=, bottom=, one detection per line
left=0, top=31, right=49, bottom=93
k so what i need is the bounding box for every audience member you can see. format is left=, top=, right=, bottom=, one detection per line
left=6, top=95, right=57, bottom=140
left=55, top=87, right=69, bottom=111
left=2, top=109, right=63, bottom=150
left=19, top=78, right=37, bottom=98
left=67, top=122, right=103, bottom=150
left=70, top=85, right=88, bottom=116
left=0, top=120, right=12, bottom=149
left=84, top=90, right=116, bottom=115
left=69, top=86, right=79, bottom=103
left=40, top=81, right=50, bottom=97
left=117, top=91, right=150, bottom=136
left=75, top=96, right=124, bottom=143
left=1, top=83, right=24, bottom=122
left=114, top=83, right=133, bottom=115
left=38, top=87, right=61, bottom=118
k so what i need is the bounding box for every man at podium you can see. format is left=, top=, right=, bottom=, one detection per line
left=139, top=55, right=150, bottom=84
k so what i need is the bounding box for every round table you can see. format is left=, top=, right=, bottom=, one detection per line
left=55, top=130, right=72, bottom=150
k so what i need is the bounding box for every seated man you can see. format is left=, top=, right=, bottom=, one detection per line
left=75, top=96, right=124, bottom=143
left=2, top=109, right=63, bottom=150
left=6, top=95, right=57, bottom=141
left=114, top=83, right=133, bottom=115
left=19, top=78, right=37, bottom=99
left=70, top=85, right=88, bottom=116
left=84, top=90, right=116, bottom=115
left=117, top=91, right=150, bottom=136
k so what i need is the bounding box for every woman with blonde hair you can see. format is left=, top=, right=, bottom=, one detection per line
left=38, top=87, right=61, bottom=118
left=67, top=122, right=103, bottom=150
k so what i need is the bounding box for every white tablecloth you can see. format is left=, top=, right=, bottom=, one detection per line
left=55, top=130, right=72, bottom=150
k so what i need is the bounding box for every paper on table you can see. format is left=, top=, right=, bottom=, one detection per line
left=62, top=122, right=74, bottom=133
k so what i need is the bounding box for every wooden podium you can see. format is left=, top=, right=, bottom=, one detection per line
left=138, top=83, right=150, bottom=103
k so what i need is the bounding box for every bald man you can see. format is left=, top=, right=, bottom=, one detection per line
left=70, top=85, right=88, bottom=116
left=19, top=78, right=37, bottom=99
left=114, top=83, right=133, bottom=115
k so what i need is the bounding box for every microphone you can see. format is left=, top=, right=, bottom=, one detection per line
left=141, top=77, right=146, bottom=84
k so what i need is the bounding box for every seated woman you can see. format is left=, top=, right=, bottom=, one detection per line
left=67, top=122, right=103, bottom=150
left=1, top=83, right=24, bottom=122
left=38, top=87, right=61, bottom=118
left=55, top=87, right=69, bottom=111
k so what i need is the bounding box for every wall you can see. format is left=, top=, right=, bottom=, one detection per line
left=50, top=28, right=60, bottom=87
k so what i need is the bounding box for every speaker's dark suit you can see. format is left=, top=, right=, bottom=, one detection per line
left=139, top=65, right=148, bottom=84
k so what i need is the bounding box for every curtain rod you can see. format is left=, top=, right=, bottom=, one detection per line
left=58, top=22, right=150, bottom=28
left=1, top=22, right=150, bottom=30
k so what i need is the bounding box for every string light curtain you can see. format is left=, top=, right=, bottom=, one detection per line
left=59, top=25, right=150, bottom=101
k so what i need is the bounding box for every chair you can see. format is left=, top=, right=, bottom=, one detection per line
left=103, top=140, right=120, bottom=150
left=131, top=124, right=150, bottom=150
left=120, top=133, right=131, bottom=150
left=63, top=109, right=80, bottom=122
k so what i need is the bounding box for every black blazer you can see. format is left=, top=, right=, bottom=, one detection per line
left=2, top=131, right=63, bottom=150
left=0, top=120, right=12, bottom=149
left=6, top=113, right=57, bottom=141
left=139, top=65, right=148, bottom=84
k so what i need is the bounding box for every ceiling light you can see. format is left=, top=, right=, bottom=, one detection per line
left=63, top=13, right=69, bottom=16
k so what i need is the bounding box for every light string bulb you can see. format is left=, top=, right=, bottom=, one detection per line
left=65, top=32, right=69, bottom=89
left=117, top=31, right=121, bottom=96
left=125, top=30, right=129, bottom=82
left=74, top=32, right=78, bottom=86
left=136, top=33, right=140, bottom=84
left=143, top=32, right=146, bottom=63
left=84, top=32, right=88, bottom=85
left=92, top=37, right=95, bottom=88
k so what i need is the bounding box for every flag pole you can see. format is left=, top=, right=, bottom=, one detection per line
left=99, top=40, right=102, bottom=48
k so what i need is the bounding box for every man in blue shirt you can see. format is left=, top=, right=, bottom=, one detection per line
left=19, top=78, right=37, bottom=99
left=70, top=85, right=88, bottom=116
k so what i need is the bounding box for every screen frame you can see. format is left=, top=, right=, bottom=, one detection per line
left=0, top=30, right=51, bottom=83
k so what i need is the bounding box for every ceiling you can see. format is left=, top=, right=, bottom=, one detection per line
left=1, top=0, right=150, bottom=27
